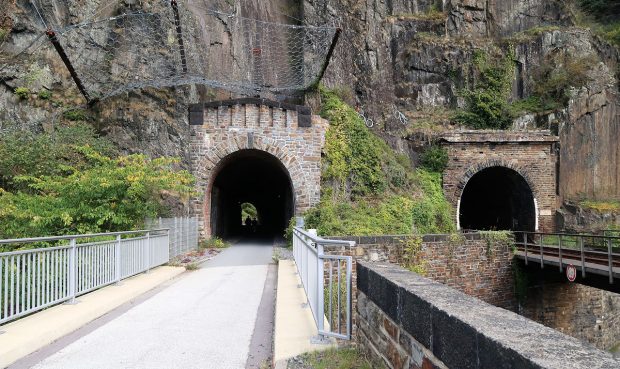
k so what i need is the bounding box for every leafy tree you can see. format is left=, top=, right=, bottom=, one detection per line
left=456, top=49, right=515, bottom=130
left=241, top=202, right=258, bottom=222
left=0, top=125, right=116, bottom=191
left=0, top=146, right=194, bottom=240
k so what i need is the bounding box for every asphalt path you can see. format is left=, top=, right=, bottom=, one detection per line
left=30, top=241, right=274, bottom=369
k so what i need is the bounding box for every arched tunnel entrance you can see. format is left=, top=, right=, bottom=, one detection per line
left=459, top=166, right=536, bottom=231
left=209, top=149, right=294, bottom=240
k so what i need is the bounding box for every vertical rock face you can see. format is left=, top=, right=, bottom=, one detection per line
left=304, top=0, right=619, bottom=203
left=1, top=0, right=619, bottom=204
left=0, top=0, right=301, bottom=162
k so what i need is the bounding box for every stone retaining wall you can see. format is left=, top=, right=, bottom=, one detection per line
left=357, top=261, right=619, bottom=369
left=520, top=280, right=620, bottom=351
left=326, top=233, right=515, bottom=310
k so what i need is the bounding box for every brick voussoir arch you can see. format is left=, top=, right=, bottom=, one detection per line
left=455, top=159, right=539, bottom=202
left=454, top=159, right=541, bottom=231
left=195, top=136, right=311, bottom=214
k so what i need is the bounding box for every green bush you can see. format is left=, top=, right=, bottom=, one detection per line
left=420, top=145, right=448, bottom=172
left=0, top=149, right=194, bottom=240
left=38, top=90, right=52, bottom=100
left=201, top=237, right=228, bottom=249
left=455, top=49, right=515, bottom=129
left=0, top=124, right=116, bottom=192
left=14, top=87, right=30, bottom=100
left=284, top=216, right=296, bottom=248
left=532, top=54, right=594, bottom=109
left=320, top=87, right=388, bottom=198
left=63, top=109, right=88, bottom=121
left=305, top=88, right=455, bottom=236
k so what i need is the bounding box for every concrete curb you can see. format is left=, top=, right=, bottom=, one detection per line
left=273, top=260, right=335, bottom=364
left=0, top=266, right=185, bottom=368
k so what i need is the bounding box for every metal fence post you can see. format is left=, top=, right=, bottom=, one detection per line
left=67, top=238, right=77, bottom=304
left=539, top=234, right=544, bottom=268
left=145, top=231, right=151, bottom=273
left=580, top=236, right=586, bottom=278
left=166, top=229, right=171, bottom=262
left=317, top=242, right=325, bottom=336
left=608, top=238, right=614, bottom=284
left=558, top=235, right=563, bottom=273
left=115, top=235, right=122, bottom=284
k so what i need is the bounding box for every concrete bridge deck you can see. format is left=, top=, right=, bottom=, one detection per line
left=515, top=245, right=620, bottom=281
left=11, top=242, right=274, bottom=369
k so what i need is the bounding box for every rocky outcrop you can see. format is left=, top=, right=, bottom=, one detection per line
left=557, top=201, right=620, bottom=233
left=0, top=0, right=619, bottom=214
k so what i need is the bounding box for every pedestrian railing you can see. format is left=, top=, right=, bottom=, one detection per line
left=292, top=227, right=354, bottom=340
left=146, top=217, right=198, bottom=258
left=0, top=229, right=169, bottom=326
left=515, top=231, right=620, bottom=284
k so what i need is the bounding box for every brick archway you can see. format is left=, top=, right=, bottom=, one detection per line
left=188, top=99, right=328, bottom=237
left=455, top=160, right=539, bottom=231
left=194, top=139, right=309, bottom=237
left=440, top=132, right=559, bottom=232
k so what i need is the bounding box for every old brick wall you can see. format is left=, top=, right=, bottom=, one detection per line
left=520, top=281, right=620, bottom=351
left=326, top=233, right=515, bottom=310
left=189, top=99, right=328, bottom=237
left=440, top=131, right=559, bottom=232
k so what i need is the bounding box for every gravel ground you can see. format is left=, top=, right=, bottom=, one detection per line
left=274, top=245, right=294, bottom=260
left=168, top=247, right=223, bottom=268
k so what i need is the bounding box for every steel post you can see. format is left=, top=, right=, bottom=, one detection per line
left=145, top=231, right=151, bottom=273
left=608, top=238, right=614, bottom=284
left=67, top=238, right=77, bottom=304
left=580, top=236, right=586, bottom=278
left=558, top=235, right=563, bottom=273
left=115, top=235, right=122, bottom=284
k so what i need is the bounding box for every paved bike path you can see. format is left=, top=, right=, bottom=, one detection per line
left=31, top=242, right=273, bottom=369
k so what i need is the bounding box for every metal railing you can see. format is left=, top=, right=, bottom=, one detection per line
left=515, top=231, right=620, bottom=283
left=0, top=229, right=169, bottom=326
left=146, top=217, right=198, bottom=258
left=292, top=227, right=354, bottom=340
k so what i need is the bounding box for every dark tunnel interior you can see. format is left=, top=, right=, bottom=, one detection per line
left=210, top=149, right=294, bottom=240
left=459, top=166, right=536, bottom=232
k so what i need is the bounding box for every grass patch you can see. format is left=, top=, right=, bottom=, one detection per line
left=292, top=347, right=386, bottom=369
left=63, top=108, right=88, bottom=121
left=579, top=199, right=620, bottom=212
left=569, top=1, right=620, bottom=48
left=185, top=262, right=199, bottom=271
left=38, top=90, right=52, bottom=100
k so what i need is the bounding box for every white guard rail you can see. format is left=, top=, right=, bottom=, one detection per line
left=146, top=217, right=199, bottom=259
left=0, top=229, right=169, bottom=326
left=293, top=227, right=354, bottom=340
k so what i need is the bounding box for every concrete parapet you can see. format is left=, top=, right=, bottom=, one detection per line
left=356, top=261, right=620, bottom=369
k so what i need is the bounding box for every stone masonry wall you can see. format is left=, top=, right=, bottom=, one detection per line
left=440, top=131, right=560, bottom=232
left=326, top=233, right=515, bottom=310
left=520, top=281, right=620, bottom=351
left=189, top=100, right=328, bottom=237
left=357, top=262, right=620, bottom=369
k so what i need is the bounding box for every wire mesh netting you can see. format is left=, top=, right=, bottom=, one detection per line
left=27, top=0, right=338, bottom=101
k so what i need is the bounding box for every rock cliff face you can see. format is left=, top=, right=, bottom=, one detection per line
left=304, top=0, right=619, bottom=203
left=0, top=0, right=298, bottom=162
left=1, top=0, right=619, bottom=204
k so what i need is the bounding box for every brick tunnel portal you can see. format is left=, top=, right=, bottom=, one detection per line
left=459, top=166, right=536, bottom=231
left=209, top=149, right=294, bottom=239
